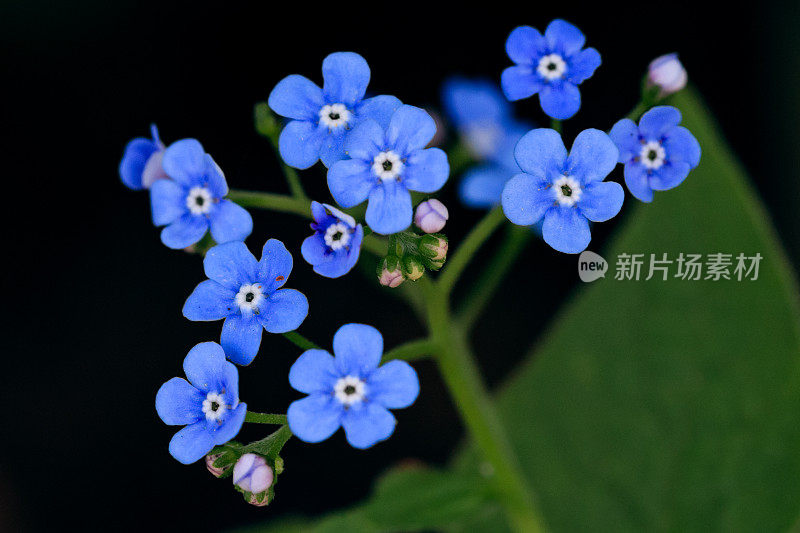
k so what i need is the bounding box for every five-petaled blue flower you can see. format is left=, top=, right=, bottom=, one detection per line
left=268, top=52, right=402, bottom=169
left=183, top=240, right=309, bottom=365
left=119, top=124, right=168, bottom=190
left=301, top=201, right=364, bottom=278
left=287, top=324, right=419, bottom=449
left=156, top=342, right=247, bottom=464
left=501, top=128, right=623, bottom=254
left=609, top=106, right=701, bottom=202
left=150, top=139, right=253, bottom=249
left=502, top=19, right=601, bottom=120
left=327, top=105, right=450, bottom=234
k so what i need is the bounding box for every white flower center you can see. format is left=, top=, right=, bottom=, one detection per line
left=186, top=187, right=213, bottom=215
left=202, top=392, right=228, bottom=422
left=553, top=175, right=582, bottom=207
left=334, top=375, right=366, bottom=406
left=537, top=54, right=567, bottom=81
left=372, top=151, right=404, bottom=181
left=324, top=222, right=351, bottom=250
left=319, top=103, right=352, bottom=129
left=639, top=141, right=666, bottom=170
left=235, top=283, right=264, bottom=312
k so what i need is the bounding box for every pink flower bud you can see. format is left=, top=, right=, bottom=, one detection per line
left=233, top=453, right=274, bottom=494
left=205, top=453, right=231, bottom=478
left=378, top=259, right=404, bottom=288
left=647, top=53, right=687, bottom=97
left=414, top=199, right=449, bottom=233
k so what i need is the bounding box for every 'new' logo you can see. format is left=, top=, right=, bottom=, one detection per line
left=578, top=251, right=607, bottom=282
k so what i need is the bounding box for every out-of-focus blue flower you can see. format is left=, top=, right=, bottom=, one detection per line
left=119, top=124, right=168, bottom=190
left=328, top=105, right=449, bottom=234
left=501, top=128, right=623, bottom=254
left=183, top=240, right=309, bottom=365
left=155, top=342, right=247, bottom=464
left=301, top=201, right=363, bottom=278
left=609, top=106, right=700, bottom=202
left=501, top=19, right=601, bottom=120
left=268, top=52, right=402, bottom=169
left=150, top=139, right=252, bottom=249
left=287, top=324, right=419, bottom=449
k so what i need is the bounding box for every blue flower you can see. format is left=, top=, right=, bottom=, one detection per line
left=501, top=19, right=601, bottom=120
left=327, top=105, right=450, bottom=234
left=501, top=128, right=623, bottom=254
left=119, top=124, right=168, bottom=190
left=287, top=324, right=419, bottom=449
left=609, top=106, right=701, bottom=202
left=268, top=52, right=402, bottom=169
left=150, top=139, right=253, bottom=249
left=155, top=342, right=247, bottom=464
left=301, top=201, right=364, bottom=278
left=183, top=240, right=309, bottom=365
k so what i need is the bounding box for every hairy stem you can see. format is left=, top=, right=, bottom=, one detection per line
left=245, top=412, right=288, bottom=425
left=282, top=331, right=320, bottom=351
left=382, top=338, right=437, bottom=362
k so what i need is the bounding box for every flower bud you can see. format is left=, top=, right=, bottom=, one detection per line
left=247, top=491, right=270, bottom=507
left=233, top=453, right=274, bottom=495
left=419, top=234, right=448, bottom=261
left=205, top=453, right=232, bottom=478
left=378, top=256, right=404, bottom=288
left=402, top=256, right=425, bottom=281
left=647, top=53, right=687, bottom=97
left=414, top=199, right=449, bottom=233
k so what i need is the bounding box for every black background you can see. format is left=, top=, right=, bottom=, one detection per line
left=3, top=1, right=799, bottom=531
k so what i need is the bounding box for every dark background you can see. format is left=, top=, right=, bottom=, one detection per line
left=3, top=1, right=799, bottom=531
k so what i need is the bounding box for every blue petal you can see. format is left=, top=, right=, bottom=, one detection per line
left=156, top=377, right=204, bottom=425
left=183, top=279, right=236, bottom=321
left=387, top=105, right=436, bottom=156
left=160, top=214, right=208, bottom=249
left=162, top=139, right=206, bottom=186
left=258, top=289, right=308, bottom=333
left=328, top=159, right=374, bottom=208
left=204, top=154, right=229, bottom=198
left=442, top=78, right=510, bottom=128
left=567, top=48, right=601, bottom=84
left=578, top=181, right=624, bottom=222
left=257, top=239, right=294, bottom=291
left=608, top=119, right=641, bottom=162
left=459, top=165, right=510, bottom=208
left=541, top=206, right=591, bottom=254
left=268, top=74, right=324, bottom=121
left=623, top=163, right=654, bottom=202
left=501, top=66, right=542, bottom=101
left=168, top=421, right=216, bottom=464
left=332, top=323, right=383, bottom=376
left=221, top=315, right=263, bottom=366
left=342, top=403, right=396, bottom=449
left=318, top=129, right=348, bottom=168
left=566, top=128, right=619, bottom=184
left=366, top=180, right=412, bottom=235
left=506, top=25, right=547, bottom=64
left=313, top=226, right=363, bottom=278
left=322, top=52, right=370, bottom=107
left=403, top=148, right=449, bottom=193
left=650, top=161, right=691, bottom=191
left=367, top=360, right=419, bottom=409
left=278, top=120, right=325, bottom=170
left=358, top=95, right=402, bottom=129
left=301, top=234, right=330, bottom=266
left=310, top=201, right=327, bottom=223
left=288, top=349, right=338, bottom=394
left=287, top=394, right=343, bottom=443
left=183, top=341, right=231, bottom=392
left=514, top=128, right=567, bottom=180
left=209, top=200, right=253, bottom=244
left=545, top=19, right=586, bottom=56
left=539, top=81, right=581, bottom=120
left=204, top=241, right=258, bottom=290
left=141, top=150, right=169, bottom=189
left=150, top=178, right=186, bottom=226
left=344, top=119, right=384, bottom=161
left=210, top=402, right=247, bottom=445
left=501, top=173, right=554, bottom=226
left=663, top=126, right=701, bottom=168
left=639, top=106, right=682, bottom=140
left=120, top=138, right=159, bottom=190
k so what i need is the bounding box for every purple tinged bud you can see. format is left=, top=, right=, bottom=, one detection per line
left=233, top=453, right=274, bottom=494
left=647, top=53, right=687, bottom=97
left=141, top=150, right=169, bottom=189
left=248, top=492, right=270, bottom=507
left=378, top=256, right=405, bottom=288
left=205, top=453, right=231, bottom=478
left=414, top=199, right=449, bottom=233
left=420, top=234, right=448, bottom=261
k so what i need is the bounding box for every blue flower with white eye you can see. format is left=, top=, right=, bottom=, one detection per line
left=501, top=19, right=601, bottom=120
left=119, top=124, right=169, bottom=190
left=327, top=105, right=449, bottom=235
left=501, top=128, right=623, bottom=254
left=609, top=106, right=701, bottom=203
left=149, top=139, right=253, bottom=249
left=183, top=240, right=309, bottom=365
left=268, top=52, right=402, bottom=169
left=287, top=324, right=419, bottom=449
left=301, top=201, right=364, bottom=278
left=156, top=342, right=247, bottom=464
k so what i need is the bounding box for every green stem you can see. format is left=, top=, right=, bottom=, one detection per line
left=260, top=124, right=307, bottom=200
left=550, top=119, right=562, bottom=133
left=382, top=338, right=437, bottom=362
left=626, top=100, right=650, bottom=122
left=282, top=331, right=320, bottom=351
left=245, top=412, right=288, bottom=425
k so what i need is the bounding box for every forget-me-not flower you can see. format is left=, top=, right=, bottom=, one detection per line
left=501, top=128, right=623, bottom=254
left=501, top=19, right=601, bottom=120
left=287, top=324, right=419, bottom=449
left=183, top=240, right=309, bottom=365
left=327, top=105, right=449, bottom=234
left=609, top=106, right=701, bottom=202
left=155, top=342, right=247, bottom=464
left=301, top=201, right=363, bottom=278
left=119, top=124, right=168, bottom=190
left=150, top=139, right=253, bottom=249
left=268, top=52, right=402, bottom=169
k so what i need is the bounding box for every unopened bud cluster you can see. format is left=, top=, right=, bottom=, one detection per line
left=203, top=445, right=283, bottom=507
left=377, top=216, right=449, bottom=288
